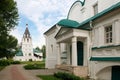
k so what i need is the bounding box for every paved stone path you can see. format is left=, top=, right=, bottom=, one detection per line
left=0, top=65, right=41, bottom=80
left=0, top=65, right=65, bottom=80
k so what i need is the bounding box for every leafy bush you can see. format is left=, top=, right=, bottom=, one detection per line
left=0, top=60, right=10, bottom=66
left=54, top=72, right=84, bottom=80
left=24, top=63, right=45, bottom=70
left=0, top=66, right=5, bottom=71
left=11, top=61, right=21, bottom=64
left=0, top=60, right=21, bottom=66
left=37, top=75, right=61, bottom=80
left=29, top=59, right=33, bottom=62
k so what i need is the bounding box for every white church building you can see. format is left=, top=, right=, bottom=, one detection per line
left=14, top=24, right=43, bottom=61
left=44, top=0, right=120, bottom=80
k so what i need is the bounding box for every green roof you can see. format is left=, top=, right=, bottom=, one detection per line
left=77, top=2, right=120, bottom=28
left=92, top=45, right=120, bottom=50
left=16, top=49, right=23, bottom=56
left=90, top=57, right=120, bottom=61
left=57, top=2, right=120, bottom=30
left=57, top=19, right=79, bottom=28
left=33, top=49, right=41, bottom=53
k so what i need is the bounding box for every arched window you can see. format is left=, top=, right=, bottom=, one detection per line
left=27, top=38, right=29, bottom=42
left=51, top=44, right=53, bottom=53
left=29, top=53, right=31, bottom=56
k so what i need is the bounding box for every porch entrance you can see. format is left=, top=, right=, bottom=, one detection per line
left=77, top=41, right=83, bottom=66
left=112, top=66, right=120, bottom=80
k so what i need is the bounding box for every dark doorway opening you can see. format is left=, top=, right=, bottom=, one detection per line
left=112, top=66, right=120, bottom=80
left=77, top=41, right=83, bottom=66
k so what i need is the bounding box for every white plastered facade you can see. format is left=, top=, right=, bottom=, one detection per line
left=44, top=0, right=120, bottom=79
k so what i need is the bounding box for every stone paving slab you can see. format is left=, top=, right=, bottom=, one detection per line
left=0, top=64, right=68, bottom=80
left=0, top=65, right=41, bottom=80
left=0, top=65, right=12, bottom=80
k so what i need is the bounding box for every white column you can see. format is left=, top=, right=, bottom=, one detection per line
left=72, top=37, right=77, bottom=66
left=114, top=19, right=120, bottom=44
left=57, top=43, right=61, bottom=65
left=67, top=43, right=70, bottom=65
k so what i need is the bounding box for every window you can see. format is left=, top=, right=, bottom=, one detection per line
left=105, top=25, right=112, bottom=43
left=93, top=3, right=98, bottom=15
left=81, top=7, right=85, bottom=13
left=51, top=45, right=53, bottom=53
left=29, top=53, right=31, bottom=56
left=27, top=38, right=29, bottom=42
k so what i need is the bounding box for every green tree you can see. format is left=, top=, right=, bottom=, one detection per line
left=35, top=46, right=41, bottom=51
left=0, top=35, right=18, bottom=59
left=0, top=0, right=19, bottom=31
left=0, top=0, right=19, bottom=58
left=41, top=45, right=46, bottom=58
left=6, top=35, right=18, bottom=59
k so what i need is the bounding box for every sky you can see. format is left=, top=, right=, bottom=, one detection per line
left=11, top=0, right=83, bottom=48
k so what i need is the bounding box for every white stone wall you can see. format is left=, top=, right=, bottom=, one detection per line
left=14, top=56, right=43, bottom=61
left=68, top=0, right=98, bottom=22
left=92, top=13, right=120, bottom=57
left=22, top=38, right=33, bottom=56
left=44, top=0, right=120, bottom=78
left=96, top=67, right=111, bottom=80
left=90, top=61, right=120, bottom=79
left=68, top=0, right=120, bottom=23
left=98, top=0, right=120, bottom=12
left=45, top=26, right=61, bottom=68
left=90, top=1, right=120, bottom=79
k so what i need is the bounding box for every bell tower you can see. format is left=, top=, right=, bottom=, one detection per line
left=21, top=24, right=33, bottom=60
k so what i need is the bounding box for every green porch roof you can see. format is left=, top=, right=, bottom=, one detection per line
left=57, top=2, right=120, bottom=30
left=90, top=57, right=120, bottom=61
left=57, top=19, right=79, bottom=28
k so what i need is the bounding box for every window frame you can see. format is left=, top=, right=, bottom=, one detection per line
left=93, top=3, right=98, bottom=15
left=104, top=25, right=113, bottom=44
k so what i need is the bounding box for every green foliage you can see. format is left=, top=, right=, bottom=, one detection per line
left=29, top=59, right=33, bottom=62
left=11, top=61, right=21, bottom=64
left=37, top=72, right=84, bottom=80
left=24, top=63, right=45, bottom=70
left=41, top=45, right=46, bottom=58
left=0, top=59, right=20, bottom=71
left=37, top=75, right=61, bottom=80
left=0, top=0, right=19, bottom=59
left=54, top=72, right=84, bottom=80
left=0, top=66, right=5, bottom=71
left=35, top=47, right=41, bottom=51
left=0, top=59, right=21, bottom=66
left=0, top=0, right=19, bottom=30
left=0, top=35, right=18, bottom=59
left=0, top=60, right=10, bottom=66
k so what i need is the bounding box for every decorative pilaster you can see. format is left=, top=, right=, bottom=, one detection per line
left=67, top=43, right=70, bottom=65
left=72, top=37, right=77, bottom=66
left=57, top=43, right=61, bottom=65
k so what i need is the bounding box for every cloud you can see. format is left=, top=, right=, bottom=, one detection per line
left=10, top=26, right=23, bottom=43
left=13, top=0, right=75, bottom=48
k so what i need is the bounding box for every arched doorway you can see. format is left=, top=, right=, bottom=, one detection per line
left=112, top=66, right=120, bottom=80
left=96, top=66, right=120, bottom=80
left=77, top=41, right=83, bottom=66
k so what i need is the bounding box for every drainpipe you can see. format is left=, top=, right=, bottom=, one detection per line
left=90, top=21, right=93, bottom=29
left=88, top=20, right=94, bottom=78
left=89, top=20, right=94, bottom=56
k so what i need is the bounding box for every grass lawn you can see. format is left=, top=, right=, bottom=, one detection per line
left=21, top=61, right=45, bottom=64
left=0, top=66, right=5, bottom=71
left=37, top=75, right=61, bottom=80
left=23, top=61, right=45, bottom=70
